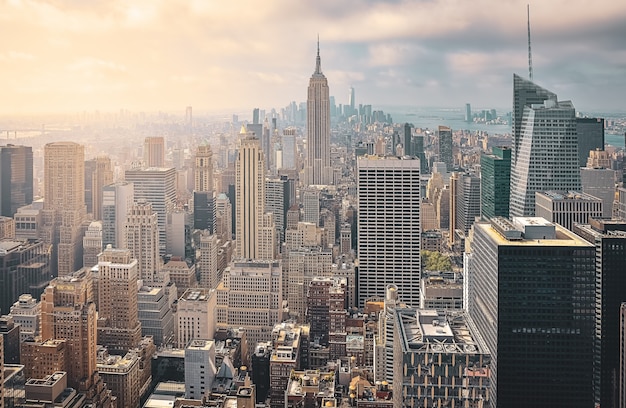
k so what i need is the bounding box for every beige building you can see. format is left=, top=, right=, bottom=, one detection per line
left=286, top=247, right=332, bottom=322
left=82, top=220, right=103, bottom=268
left=0, top=216, right=14, bottom=240
left=84, top=156, right=113, bottom=220
left=9, top=294, right=40, bottom=341
left=163, top=257, right=197, bottom=297
left=21, top=338, right=67, bottom=381
left=216, top=260, right=283, bottom=348
left=144, top=136, right=165, bottom=167
left=97, top=349, right=141, bottom=408
left=177, top=288, right=217, bottom=348
left=97, top=246, right=142, bottom=353
left=126, top=201, right=162, bottom=284
left=195, top=145, right=214, bottom=192
left=42, top=141, right=86, bottom=277
left=198, top=232, right=219, bottom=289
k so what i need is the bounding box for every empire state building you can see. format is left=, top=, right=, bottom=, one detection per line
left=305, top=40, right=333, bottom=186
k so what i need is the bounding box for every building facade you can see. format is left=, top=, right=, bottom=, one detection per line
left=480, top=146, right=511, bottom=220
left=0, top=144, right=33, bottom=218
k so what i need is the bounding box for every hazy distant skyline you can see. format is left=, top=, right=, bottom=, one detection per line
left=2, top=0, right=625, bottom=115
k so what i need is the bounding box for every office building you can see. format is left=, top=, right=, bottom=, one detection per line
left=162, top=257, right=196, bottom=297
left=304, top=40, right=333, bottom=186
left=265, top=177, right=290, bottom=243
left=420, top=271, right=463, bottom=310
left=21, top=338, right=67, bottom=381
left=468, top=217, right=595, bottom=407
left=535, top=190, right=603, bottom=231
left=198, top=232, right=219, bottom=289
left=286, top=246, right=332, bottom=321
left=581, top=150, right=616, bottom=218
left=97, top=350, right=141, bottom=408
left=102, top=181, right=134, bottom=249
left=620, top=187, right=626, bottom=220
left=177, top=288, right=216, bottom=348
left=185, top=339, right=217, bottom=400
left=235, top=127, right=275, bottom=260
left=42, top=142, right=86, bottom=277
left=0, top=315, right=20, bottom=364
left=166, top=209, right=190, bottom=258
left=284, top=369, right=336, bottom=408
left=9, top=294, right=40, bottom=341
left=216, top=260, right=283, bottom=348
left=82, top=220, right=103, bottom=268
left=194, top=144, right=215, bottom=232
left=510, top=76, right=580, bottom=217
left=577, top=117, right=604, bottom=167
left=393, top=309, right=491, bottom=408
left=0, top=239, right=50, bottom=315
left=357, top=156, right=421, bottom=307
left=84, top=156, right=113, bottom=220
left=480, top=146, right=511, bottom=219
left=456, top=172, right=481, bottom=235
left=465, top=103, right=472, bottom=122
left=0, top=217, right=14, bottom=240
left=144, top=136, right=165, bottom=167
left=437, top=126, right=453, bottom=171
left=215, top=193, right=233, bottom=242
left=0, top=144, right=33, bottom=218
left=125, top=201, right=161, bottom=284
left=125, top=167, right=176, bottom=255
left=573, top=219, right=626, bottom=408
left=97, top=246, right=142, bottom=353
left=137, top=285, right=174, bottom=346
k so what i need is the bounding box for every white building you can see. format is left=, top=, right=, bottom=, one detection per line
left=535, top=191, right=603, bottom=231
left=177, top=288, right=216, bottom=349
left=82, top=221, right=103, bottom=268
left=184, top=339, right=217, bottom=400
left=357, top=156, right=421, bottom=307
left=9, top=294, right=40, bottom=342
left=102, top=181, right=134, bottom=249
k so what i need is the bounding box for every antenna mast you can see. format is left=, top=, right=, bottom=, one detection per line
left=527, top=4, right=533, bottom=80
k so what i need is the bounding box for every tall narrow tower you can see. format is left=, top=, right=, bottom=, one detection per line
left=143, top=137, right=165, bottom=167
left=305, top=39, right=332, bottom=186
left=125, top=201, right=161, bottom=284
left=194, top=145, right=216, bottom=232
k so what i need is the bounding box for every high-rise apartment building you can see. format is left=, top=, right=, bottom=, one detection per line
left=480, top=146, right=511, bottom=219
left=125, top=167, right=176, bottom=255
left=42, top=142, right=86, bottom=276
left=97, top=246, right=142, bottom=353
left=125, top=201, right=161, bottom=284
left=510, top=75, right=581, bottom=217
left=357, top=156, right=421, bottom=307
left=573, top=219, right=626, bottom=408
left=576, top=117, right=604, bottom=167
left=84, top=156, right=113, bottom=220
left=144, top=136, right=165, bottom=167
left=102, top=181, right=134, bottom=249
left=235, top=127, right=275, bottom=260
left=0, top=144, right=33, bottom=217
left=304, top=41, right=333, bottom=186
left=437, top=126, right=453, bottom=171
left=9, top=294, right=40, bottom=341
left=216, top=260, right=283, bottom=348
left=468, top=217, right=595, bottom=407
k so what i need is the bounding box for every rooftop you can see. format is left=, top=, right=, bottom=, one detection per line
left=483, top=217, right=592, bottom=247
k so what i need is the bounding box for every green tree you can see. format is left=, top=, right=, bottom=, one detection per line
left=422, top=250, right=453, bottom=271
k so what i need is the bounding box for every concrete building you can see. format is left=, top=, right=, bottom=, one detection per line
left=13, top=201, right=43, bottom=240
left=42, top=142, right=86, bottom=277
left=137, top=285, right=174, bottom=346
left=177, top=288, right=216, bottom=349
left=357, top=156, right=421, bottom=307
left=97, top=349, right=141, bottom=408
left=0, top=239, right=50, bottom=315
left=82, top=220, right=103, bottom=268
left=185, top=339, right=217, bottom=400
left=97, top=246, right=142, bottom=353
left=216, top=260, right=283, bottom=348
left=480, top=146, right=511, bottom=220
left=9, top=294, right=40, bottom=341
left=576, top=117, right=604, bottom=167
left=0, top=144, right=33, bottom=218
left=0, top=315, right=20, bottom=364
left=124, top=167, right=176, bottom=255
left=304, top=41, right=333, bottom=186
left=269, top=323, right=310, bottom=408
left=144, top=136, right=165, bottom=167
left=0, top=335, right=2, bottom=408
left=198, top=232, right=219, bottom=289
left=102, top=181, right=134, bottom=249
left=23, top=372, right=88, bottom=408
left=284, top=369, right=336, bottom=408
left=84, top=156, right=113, bottom=220
left=437, top=126, right=453, bottom=171
left=420, top=271, right=463, bottom=310
left=456, top=172, right=481, bottom=235
left=125, top=201, right=162, bottom=284
left=535, top=190, right=603, bottom=231
left=581, top=149, right=616, bottom=218
left=393, top=309, right=491, bottom=408
left=510, top=76, right=581, bottom=217
left=621, top=303, right=626, bottom=408
left=21, top=338, right=66, bottom=381
left=468, top=217, right=595, bottom=407
left=286, top=247, right=332, bottom=322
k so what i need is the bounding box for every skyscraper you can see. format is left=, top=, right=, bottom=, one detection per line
left=304, top=40, right=333, bottom=186
left=403, top=123, right=413, bottom=157
left=348, top=86, right=355, bottom=113
left=437, top=126, right=453, bottom=171
left=42, top=142, right=86, bottom=276
left=97, top=246, right=142, bottom=353
left=143, top=136, right=165, bottom=167
left=84, top=156, right=113, bottom=220
left=509, top=77, right=581, bottom=217
left=576, top=117, right=604, bottom=167
left=194, top=145, right=216, bottom=232
left=102, top=181, right=134, bottom=249
left=357, top=156, right=421, bottom=307
left=456, top=172, right=481, bottom=235
left=480, top=147, right=511, bottom=220
left=125, top=167, right=176, bottom=255
left=125, top=201, right=161, bottom=284
left=0, top=144, right=33, bottom=217
left=235, top=126, right=275, bottom=260
left=468, top=217, right=594, bottom=407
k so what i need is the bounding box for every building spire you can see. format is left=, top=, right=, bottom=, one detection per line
left=315, top=35, right=322, bottom=74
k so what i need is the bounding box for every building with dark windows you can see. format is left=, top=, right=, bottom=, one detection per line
left=573, top=218, right=626, bottom=408
left=468, top=217, right=595, bottom=408
left=480, top=146, right=511, bottom=219
left=576, top=117, right=604, bottom=167
left=437, top=126, right=453, bottom=171
left=456, top=172, right=481, bottom=235
left=0, top=144, right=33, bottom=218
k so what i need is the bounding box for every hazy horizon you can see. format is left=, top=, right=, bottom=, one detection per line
left=2, top=0, right=626, bottom=115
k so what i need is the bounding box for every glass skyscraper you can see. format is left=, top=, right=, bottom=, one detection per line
left=480, top=146, right=511, bottom=220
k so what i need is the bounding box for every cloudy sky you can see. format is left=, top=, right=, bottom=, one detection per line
left=1, top=0, right=625, bottom=115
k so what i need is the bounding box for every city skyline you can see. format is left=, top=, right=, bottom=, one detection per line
left=1, top=0, right=626, bottom=115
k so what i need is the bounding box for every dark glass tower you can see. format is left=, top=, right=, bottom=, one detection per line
left=480, top=146, right=511, bottom=219
left=469, top=217, right=595, bottom=408
left=0, top=144, right=33, bottom=217
left=437, top=125, right=453, bottom=171
left=576, top=117, right=604, bottom=167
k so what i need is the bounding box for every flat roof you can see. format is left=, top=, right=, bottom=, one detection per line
left=476, top=220, right=593, bottom=248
